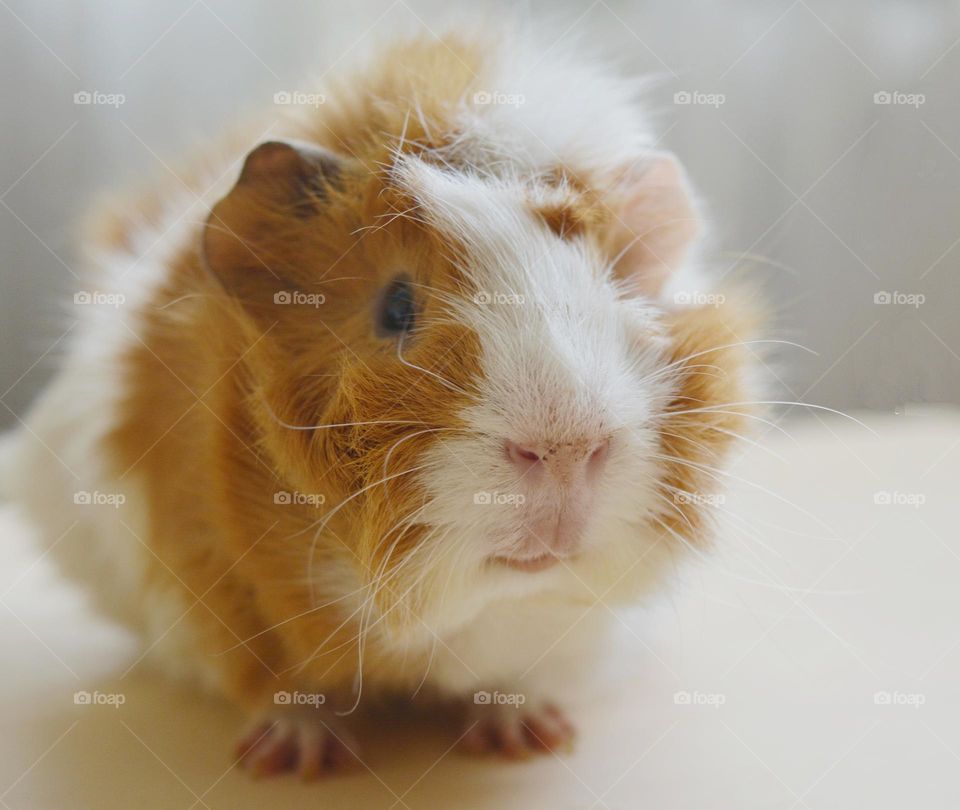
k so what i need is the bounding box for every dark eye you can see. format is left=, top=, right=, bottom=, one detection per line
left=376, top=277, right=416, bottom=336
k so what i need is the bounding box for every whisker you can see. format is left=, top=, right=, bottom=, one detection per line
left=396, top=332, right=471, bottom=397
left=667, top=400, right=879, bottom=436
left=381, top=427, right=458, bottom=480
left=650, top=488, right=699, bottom=534
left=651, top=453, right=841, bottom=538
left=306, top=463, right=431, bottom=604
left=640, top=339, right=817, bottom=386
left=649, top=515, right=856, bottom=595
left=264, top=397, right=424, bottom=432
left=665, top=410, right=801, bottom=445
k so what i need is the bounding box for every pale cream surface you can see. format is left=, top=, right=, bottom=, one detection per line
left=1, top=407, right=957, bottom=809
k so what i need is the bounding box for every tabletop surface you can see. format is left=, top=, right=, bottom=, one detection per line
left=1, top=406, right=958, bottom=809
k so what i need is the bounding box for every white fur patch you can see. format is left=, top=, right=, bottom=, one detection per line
left=375, top=39, right=698, bottom=696
left=386, top=158, right=682, bottom=671
left=449, top=31, right=654, bottom=182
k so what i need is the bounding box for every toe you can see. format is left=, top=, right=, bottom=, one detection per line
left=246, top=724, right=298, bottom=778
left=543, top=703, right=575, bottom=737
left=522, top=712, right=573, bottom=753
left=235, top=722, right=272, bottom=760
left=324, top=730, right=361, bottom=773
left=493, top=719, right=529, bottom=759
left=236, top=712, right=362, bottom=780
left=296, top=724, right=326, bottom=781
left=459, top=702, right=575, bottom=760
left=459, top=723, right=491, bottom=754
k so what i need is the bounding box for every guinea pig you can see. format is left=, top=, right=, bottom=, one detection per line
left=4, top=29, right=756, bottom=777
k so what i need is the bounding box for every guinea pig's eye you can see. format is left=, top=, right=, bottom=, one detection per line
left=376, top=277, right=416, bottom=336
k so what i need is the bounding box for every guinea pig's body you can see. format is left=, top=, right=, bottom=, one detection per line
left=5, top=31, right=754, bottom=774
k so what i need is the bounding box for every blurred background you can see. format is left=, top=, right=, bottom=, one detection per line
left=1, top=0, right=958, bottom=424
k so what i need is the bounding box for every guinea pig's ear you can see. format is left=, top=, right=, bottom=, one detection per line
left=605, top=152, right=699, bottom=297
left=202, top=139, right=343, bottom=289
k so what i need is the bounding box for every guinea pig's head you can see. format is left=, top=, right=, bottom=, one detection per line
left=203, top=138, right=755, bottom=645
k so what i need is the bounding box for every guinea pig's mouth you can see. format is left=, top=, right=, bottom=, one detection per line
left=490, top=509, right=589, bottom=573
left=491, top=552, right=567, bottom=573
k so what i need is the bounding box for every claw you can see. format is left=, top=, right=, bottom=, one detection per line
left=460, top=698, right=576, bottom=759
left=236, top=708, right=361, bottom=779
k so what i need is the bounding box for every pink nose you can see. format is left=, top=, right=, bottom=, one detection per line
left=504, top=437, right=609, bottom=483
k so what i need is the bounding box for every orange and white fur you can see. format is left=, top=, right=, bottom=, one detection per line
left=3, top=30, right=755, bottom=776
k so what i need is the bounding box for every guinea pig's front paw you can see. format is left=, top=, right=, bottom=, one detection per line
left=235, top=706, right=361, bottom=780
left=459, top=697, right=576, bottom=760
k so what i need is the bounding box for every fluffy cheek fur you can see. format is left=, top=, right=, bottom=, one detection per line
left=654, top=298, right=757, bottom=544
left=262, top=320, right=487, bottom=649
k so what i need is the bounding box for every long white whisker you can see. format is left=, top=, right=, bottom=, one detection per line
left=395, top=332, right=471, bottom=397
left=306, top=464, right=430, bottom=605
left=650, top=515, right=855, bottom=595
left=639, top=339, right=818, bottom=386
left=265, top=396, right=424, bottom=431
left=668, top=401, right=879, bottom=436
left=652, top=453, right=841, bottom=537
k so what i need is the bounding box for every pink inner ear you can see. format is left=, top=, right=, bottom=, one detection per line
left=610, top=154, right=699, bottom=297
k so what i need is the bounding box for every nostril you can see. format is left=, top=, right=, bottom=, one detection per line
left=505, top=440, right=542, bottom=466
